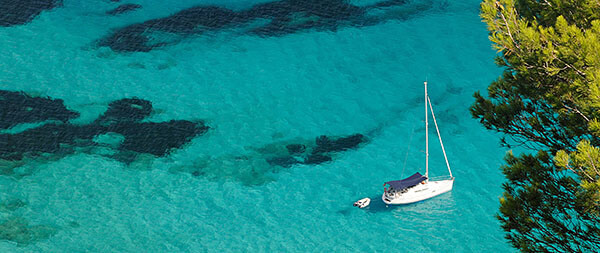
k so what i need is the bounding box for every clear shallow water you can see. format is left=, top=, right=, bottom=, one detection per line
left=0, top=0, right=511, bottom=251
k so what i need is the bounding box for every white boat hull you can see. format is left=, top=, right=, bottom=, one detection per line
left=382, top=178, right=454, bottom=205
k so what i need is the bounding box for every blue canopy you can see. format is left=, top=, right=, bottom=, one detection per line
left=385, top=172, right=427, bottom=190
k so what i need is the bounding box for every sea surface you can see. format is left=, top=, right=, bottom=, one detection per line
left=0, top=0, right=511, bottom=251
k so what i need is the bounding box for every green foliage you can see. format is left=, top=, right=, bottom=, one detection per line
left=475, top=0, right=600, bottom=152
left=499, top=151, right=600, bottom=252
left=555, top=140, right=600, bottom=209
left=474, top=0, right=600, bottom=251
left=514, top=0, right=600, bottom=29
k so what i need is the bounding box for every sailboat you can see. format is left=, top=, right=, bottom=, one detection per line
left=382, top=81, right=454, bottom=205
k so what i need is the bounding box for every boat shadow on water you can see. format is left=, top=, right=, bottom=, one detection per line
left=339, top=192, right=456, bottom=215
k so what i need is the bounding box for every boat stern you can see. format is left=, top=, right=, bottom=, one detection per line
left=382, top=192, right=393, bottom=205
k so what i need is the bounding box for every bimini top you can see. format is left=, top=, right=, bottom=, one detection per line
left=385, top=172, right=427, bottom=190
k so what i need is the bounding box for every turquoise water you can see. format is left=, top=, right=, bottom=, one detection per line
left=0, top=0, right=512, bottom=251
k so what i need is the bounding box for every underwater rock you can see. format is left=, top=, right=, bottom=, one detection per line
left=304, top=153, right=332, bottom=164
left=313, top=134, right=365, bottom=154
left=174, top=132, right=367, bottom=185
left=0, top=119, right=206, bottom=161
left=179, top=154, right=277, bottom=186
left=242, top=0, right=364, bottom=36
left=0, top=92, right=209, bottom=165
left=0, top=0, right=59, bottom=27
left=263, top=133, right=366, bottom=167
left=0, top=124, right=94, bottom=160
left=99, top=6, right=239, bottom=52
left=95, top=97, right=152, bottom=125
left=111, top=120, right=209, bottom=156
left=147, top=6, right=239, bottom=31
left=0, top=199, right=26, bottom=212
left=0, top=90, right=79, bottom=130
left=106, top=4, right=142, bottom=15
left=258, top=133, right=367, bottom=167
left=0, top=158, right=27, bottom=176
left=101, top=24, right=154, bottom=52
left=286, top=144, right=306, bottom=154
left=0, top=217, right=57, bottom=245
left=243, top=0, right=363, bottom=20
left=92, top=132, right=125, bottom=148
left=68, top=221, right=80, bottom=228
left=98, top=0, right=410, bottom=52
left=367, top=0, right=407, bottom=9
left=266, top=156, right=301, bottom=168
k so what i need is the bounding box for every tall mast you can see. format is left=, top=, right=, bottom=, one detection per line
left=425, top=81, right=429, bottom=179
left=428, top=96, right=453, bottom=178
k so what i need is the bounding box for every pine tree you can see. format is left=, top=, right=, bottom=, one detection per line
left=473, top=0, right=600, bottom=251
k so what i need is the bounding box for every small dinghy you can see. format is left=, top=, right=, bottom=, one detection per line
left=353, top=198, right=371, bottom=208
